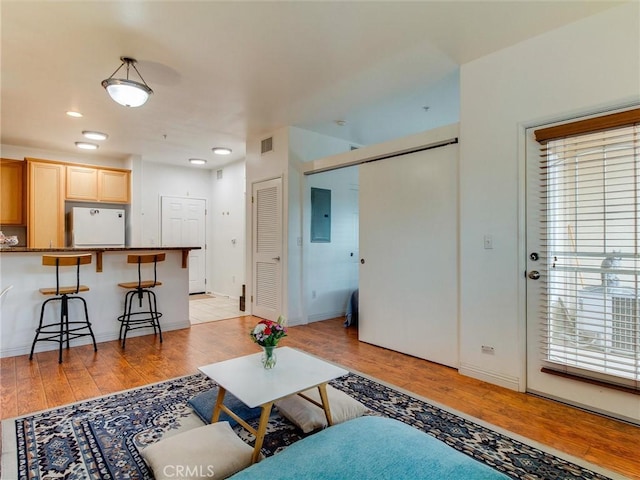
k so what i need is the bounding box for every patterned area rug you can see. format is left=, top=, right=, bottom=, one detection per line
left=2, top=372, right=615, bottom=480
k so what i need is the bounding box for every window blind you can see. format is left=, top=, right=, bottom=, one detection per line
left=535, top=109, right=640, bottom=390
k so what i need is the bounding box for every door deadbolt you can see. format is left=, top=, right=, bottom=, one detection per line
left=529, top=252, right=539, bottom=261
left=360, top=258, right=365, bottom=264
left=528, top=270, right=540, bottom=280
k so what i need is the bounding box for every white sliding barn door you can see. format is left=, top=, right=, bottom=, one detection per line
left=161, top=196, right=207, bottom=294
left=252, top=178, right=282, bottom=321
left=359, top=144, right=459, bottom=368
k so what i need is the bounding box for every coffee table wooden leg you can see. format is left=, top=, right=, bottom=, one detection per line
left=317, top=383, right=334, bottom=425
left=251, top=401, right=273, bottom=464
left=211, top=386, right=227, bottom=423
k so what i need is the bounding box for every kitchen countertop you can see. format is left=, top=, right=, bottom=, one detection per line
left=0, top=246, right=200, bottom=271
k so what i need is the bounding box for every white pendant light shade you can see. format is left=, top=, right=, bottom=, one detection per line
left=104, top=80, right=151, bottom=107
left=102, top=57, right=153, bottom=108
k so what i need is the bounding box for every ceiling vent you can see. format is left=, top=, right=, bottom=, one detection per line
left=261, top=136, right=273, bottom=154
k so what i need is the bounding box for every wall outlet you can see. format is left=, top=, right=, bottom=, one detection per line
left=483, top=235, right=493, bottom=249
left=481, top=345, right=495, bottom=354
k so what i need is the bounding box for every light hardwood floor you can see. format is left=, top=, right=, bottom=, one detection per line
left=2, top=316, right=639, bottom=479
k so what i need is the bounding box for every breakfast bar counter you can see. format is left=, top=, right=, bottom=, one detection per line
left=0, top=247, right=199, bottom=358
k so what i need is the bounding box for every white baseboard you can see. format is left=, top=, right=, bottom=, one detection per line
left=307, top=310, right=346, bottom=323
left=0, top=320, right=191, bottom=358
left=458, top=362, right=521, bottom=391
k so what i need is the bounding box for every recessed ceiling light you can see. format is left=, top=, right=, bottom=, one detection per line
left=212, top=147, right=232, bottom=155
left=75, top=142, right=99, bottom=150
left=66, top=111, right=83, bottom=118
left=82, top=131, right=109, bottom=141
left=189, top=158, right=207, bottom=165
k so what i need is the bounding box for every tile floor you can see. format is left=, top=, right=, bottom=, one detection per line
left=189, top=294, right=246, bottom=324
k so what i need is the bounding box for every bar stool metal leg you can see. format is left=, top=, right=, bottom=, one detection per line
left=30, top=254, right=96, bottom=364
left=117, top=253, right=166, bottom=349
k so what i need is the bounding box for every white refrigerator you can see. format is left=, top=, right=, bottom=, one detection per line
left=70, top=207, right=125, bottom=247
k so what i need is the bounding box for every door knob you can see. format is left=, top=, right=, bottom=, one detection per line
left=272, top=256, right=280, bottom=261
left=528, top=270, right=540, bottom=280
left=360, top=258, right=365, bottom=264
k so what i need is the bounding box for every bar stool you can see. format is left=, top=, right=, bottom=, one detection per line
left=117, top=253, right=166, bottom=348
left=29, top=253, right=97, bottom=364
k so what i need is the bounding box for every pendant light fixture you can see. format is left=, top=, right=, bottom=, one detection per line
left=101, top=57, right=153, bottom=107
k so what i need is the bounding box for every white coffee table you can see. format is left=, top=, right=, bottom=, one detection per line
left=198, top=347, right=348, bottom=463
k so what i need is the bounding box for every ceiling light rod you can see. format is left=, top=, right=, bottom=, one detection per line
left=101, top=56, right=153, bottom=108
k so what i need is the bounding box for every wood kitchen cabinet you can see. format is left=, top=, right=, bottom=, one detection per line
left=66, top=165, right=98, bottom=201
left=66, top=165, right=130, bottom=203
left=0, top=159, right=26, bottom=225
left=27, top=159, right=65, bottom=248
left=98, top=169, right=130, bottom=203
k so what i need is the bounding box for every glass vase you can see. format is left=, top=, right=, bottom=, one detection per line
left=261, top=345, right=277, bottom=369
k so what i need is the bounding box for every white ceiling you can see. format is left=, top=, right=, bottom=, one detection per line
left=1, top=1, right=621, bottom=169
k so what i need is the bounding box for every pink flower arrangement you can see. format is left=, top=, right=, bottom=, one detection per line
left=250, top=316, right=287, bottom=347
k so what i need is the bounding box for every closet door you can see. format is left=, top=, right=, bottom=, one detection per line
left=359, top=144, right=459, bottom=367
left=252, top=177, right=282, bottom=321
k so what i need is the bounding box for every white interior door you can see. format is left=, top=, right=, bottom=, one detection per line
left=252, top=178, right=282, bottom=321
left=359, top=144, right=459, bottom=368
left=161, top=196, right=207, bottom=294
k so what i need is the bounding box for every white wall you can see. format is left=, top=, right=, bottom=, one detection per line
left=245, top=126, right=356, bottom=324
left=209, top=160, right=246, bottom=298
left=304, top=166, right=359, bottom=322
left=289, top=128, right=356, bottom=324
left=245, top=127, right=290, bottom=319
left=459, top=2, right=640, bottom=419
left=343, top=69, right=460, bottom=146
left=289, top=127, right=361, bottom=162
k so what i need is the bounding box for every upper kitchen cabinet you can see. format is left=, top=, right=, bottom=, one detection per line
left=0, top=159, right=26, bottom=225
left=66, top=165, right=98, bottom=201
left=98, top=168, right=130, bottom=203
left=27, top=158, right=65, bottom=248
left=66, top=165, right=130, bottom=204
